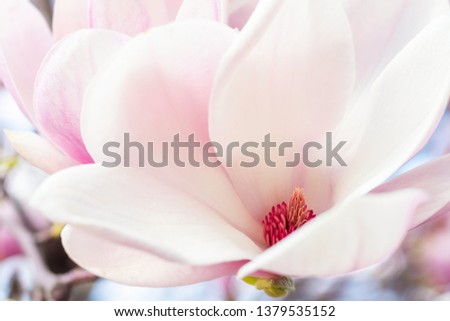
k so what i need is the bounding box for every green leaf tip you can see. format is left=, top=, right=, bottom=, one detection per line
left=242, top=276, right=295, bottom=298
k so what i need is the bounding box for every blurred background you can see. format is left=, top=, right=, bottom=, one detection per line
left=1, top=0, right=450, bottom=301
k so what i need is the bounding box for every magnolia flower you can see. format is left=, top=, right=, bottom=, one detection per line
left=1, top=0, right=254, bottom=173
left=7, top=0, right=450, bottom=296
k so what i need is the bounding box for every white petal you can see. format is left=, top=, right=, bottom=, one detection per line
left=0, top=0, right=52, bottom=119
left=374, top=154, right=450, bottom=228
left=89, top=0, right=183, bottom=34
left=81, top=20, right=262, bottom=243
left=334, top=15, right=450, bottom=202
left=32, top=165, right=262, bottom=265
left=34, top=29, right=129, bottom=164
left=209, top=0, right=355, bottom=219
left=5, top=130, right=77, bottom=173
left=342, top=0, right=449, bottom=92
left=62, top=226, right=244, bottom=287
left=52, top=0, right=89, bottom=41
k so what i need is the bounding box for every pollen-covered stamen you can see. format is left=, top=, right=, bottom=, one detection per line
left=262, top=188, right=316, bottom=247
left=287, top=188, right=316, bottom=231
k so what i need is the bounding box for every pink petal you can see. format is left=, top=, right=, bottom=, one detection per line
left=62, top=226, right=246, bottom=287
left=238, top=189, right=427, bottom=278
left=0, top=226, right=22, bottom=260
left=82, top=20, right=235, bottom=148
left=176, top=0, right=222, bottom=21
left=333, top=15, right=450, bottom=202
left=89, top=0, right=183, bottom=35
left=5, top=130, right=77, bottom=173
left=52, top=0, right=89, bottom=41
left=32, top=165, right=262, bottom=265
left=343, top=0, right=449, bottom=92
left=0, top=0, right=52, bottom=120
left=209, top=0, right=355, bottom=219
left=34, top=29, right=129, bottom=164
left=374, top=154, right=450, bottom=228
left=89, top=0, right=152, bottom=35
left=81, top=20, right=262, bottom=243
left=143, top=0, right=184, bottom=25
left=419, top=219, right=450, bottom=285
left=227, top=0, right=258, bottom=29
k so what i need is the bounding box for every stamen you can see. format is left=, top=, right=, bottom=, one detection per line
left=288, top=188, right=316, bottom=231
left=262, top=188, right=315, bottom=247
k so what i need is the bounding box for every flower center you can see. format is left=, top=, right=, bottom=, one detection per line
left=262, top=188, right=316, bottom=247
